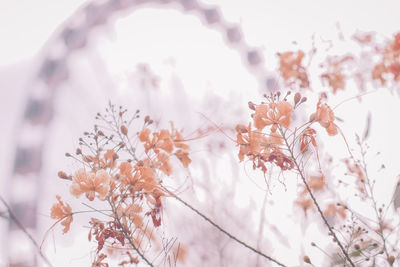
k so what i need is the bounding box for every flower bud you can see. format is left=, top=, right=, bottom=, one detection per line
left=248, top=101, right=256, bottom=110
left=389, top=255, right=395, bottom=265
left=58, top=171, right=69, bottom=179
left=120, top=125, right=128, bottom=136
left=294, top=92, right=301, bottom=105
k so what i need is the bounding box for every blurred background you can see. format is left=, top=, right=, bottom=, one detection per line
left=1, top=0, right=400, bottom=266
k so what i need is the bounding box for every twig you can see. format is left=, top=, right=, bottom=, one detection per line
left=279, top=128, right=356, bottom=267
left=162, top=186, right=287, bottom=267
left=108, top=199, right=155, bottom=267
left=0, top=195, right=53, bottom=267
left=358, top=141, right=392, bottom=265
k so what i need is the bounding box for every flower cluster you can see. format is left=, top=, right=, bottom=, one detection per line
left=236, top=93, right=297, bottom=174
left=310, top=98, right=338, bottom=136
left=278, top=50, right=310, bottom=88
left=49, top=104, right=191, bottom=266
left=373, top=33, right=400, bottom=85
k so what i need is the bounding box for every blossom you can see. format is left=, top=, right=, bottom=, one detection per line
left=253, top=101, right=293, bottom=132
left=324, top=203, right=346, bottom=220
left=51, top=195, right=73, bottom=233
left=278, top=50, right=310, bottom=88
left=175, top=149, right=191, bottom=168
left=299, top=127, right=317, bottom=153
left=138, top=128, right=151, bottom=143
left=119, top=161, right=134, bottom=185
left=103, top=149, right=117, bottom=169
left=320, top=56, right=353, bottom=94
left=139, top=128, right=174, bottom=154
left=295, top=197, right=313, bottom=216
left=116, top=204, right=143, bottom=228
left=311, top=99, right=338, bottom=136
left=237, top=123, right=268, bottom=161
left=157, top=152, right=172, bottom=175
left=132, top=165, right=159, bottom=194
left=253, top=104, right=270, bottom=130
left=300, top=175, right=325, bottom=196
left=171, top=128, right=189, bottom=151
left=70, top=168, right=111, bottom=201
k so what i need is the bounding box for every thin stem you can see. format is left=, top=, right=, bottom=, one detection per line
left=256, top=191, right=269, bottom=267
left=108, top=199, right=154, bottom=267
left=358, top=143, right=391, bottom=265
left=0, top=196, right=53, bottom=267
left=162, top=186, right=287, bottom=267
left=279, top=128, right=356, bottom=267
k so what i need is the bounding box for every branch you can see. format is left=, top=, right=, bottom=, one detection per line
left=0, top=195, right=53, bottom=267
left=162, top=186, right=287, bottom=267
left=108, top=199, right=155, bottom=267
left=279, top=128, right=356, bottom=267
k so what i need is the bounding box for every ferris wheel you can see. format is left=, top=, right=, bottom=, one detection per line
left=5, top=0, right=278, bottom=265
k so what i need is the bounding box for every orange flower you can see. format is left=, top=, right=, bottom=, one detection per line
left=175, top=149, right=191, bottom=168
left=253, top=104, right=271, bottom=130
left=138, top=128, right=151, bottom=143
left=139, top=128, right=174, bottom=154
left=344, top=159, right=364, bottom=181
left=237, top=123, right=284, bottom=162
left=51, top=195, right=73, bottom=233
left=320, top=56, right=353, bottom=94
left=133, top=165, right=160, bottom=194
left=120, top=161, right=138, bottom=186
left=237, top=123, right=268, bottom=161
left=170, top=123, right=190, bottom=151
left=295, top=196, right=313, bottom=216
left=271, top=101, right=293, bottom=129
left=278, top=50, right=310, bottom=88
left=301, top=175, right=325, bottom=195
left=70, top=169, right=111, bottom=201
left=308, top=175, right=325, bottom=191
left=253, top=101, right=293, bottom=131
left=311, top=99, right=338, bottom=136
left=157, top=152, right=172, bottom=175
left=103, top=149, right=117, bottom=169
left=156, top=130, right=174, bottom=153
left=116, top=204, right=143, bottom=228
left=324, top=203, right=346, bottom=220
left=299, top=127, right=317, bottom=153
left=371, top=32, right=400, bottom=85
left=173, top=137, right=189, bottom=151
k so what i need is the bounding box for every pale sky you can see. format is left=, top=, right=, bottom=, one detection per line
left=1, top=0, right=400, bottom=266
